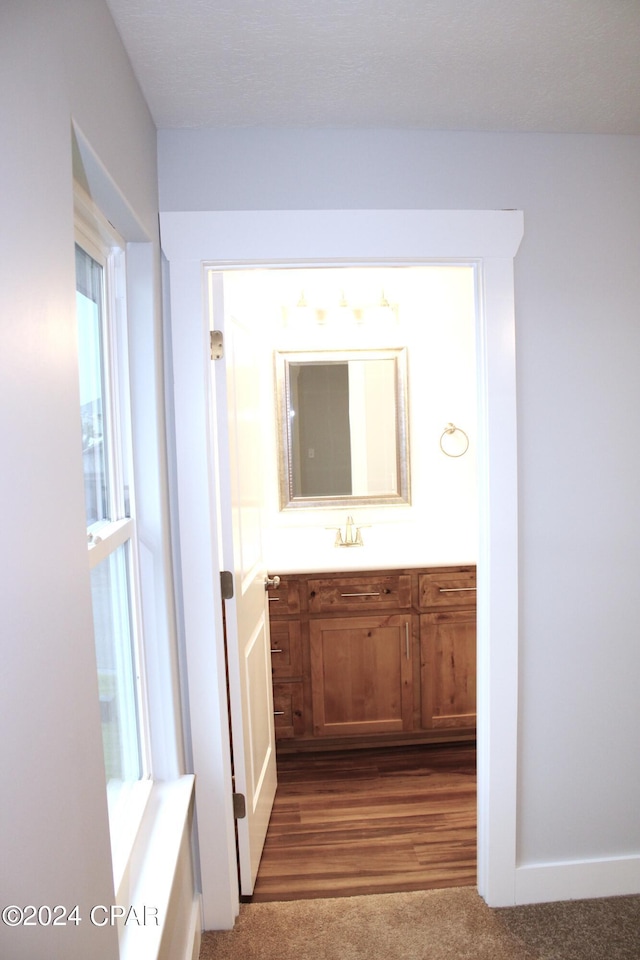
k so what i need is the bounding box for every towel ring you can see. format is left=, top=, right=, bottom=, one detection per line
left=439, top=422, right=469, bottom=458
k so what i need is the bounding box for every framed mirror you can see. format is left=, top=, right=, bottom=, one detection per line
left=275, top=348, right=410, bottom=509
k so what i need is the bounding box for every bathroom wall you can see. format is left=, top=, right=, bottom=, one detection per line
left=222, top=264, right=478, bottom=573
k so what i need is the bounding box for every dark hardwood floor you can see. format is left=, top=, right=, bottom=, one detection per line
left=252, top=742, right=476, bottom=902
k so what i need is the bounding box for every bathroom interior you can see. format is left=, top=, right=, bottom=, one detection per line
left=222, top=263, right=478, bottom=570
left=220, top=262, right=479, bottom=898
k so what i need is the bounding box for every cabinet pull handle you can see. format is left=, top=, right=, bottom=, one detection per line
left=273, top=711, right=285, bottom=716
left=270, top=648, right=283, bottom=654
left=268, top=597, right=281, bottom=602
left=405, top=622, right=410, bottom=660
left=340, top=591, right=381, bottom=598
left=438, top=586, right=476, bottom=593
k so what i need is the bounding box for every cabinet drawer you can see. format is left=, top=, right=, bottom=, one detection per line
left=308, top=574, right=411, bottom=614
left=418, top=569, right=476, bottom=609
left=273, top=681, right=305, bottom=739
left=267, top=576, right=301, bottom=616
left=269, top=620, right=302, bottom=679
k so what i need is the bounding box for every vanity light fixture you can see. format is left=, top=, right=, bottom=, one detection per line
left=365, top=289, right=398, bottom=325
left=283, top=289, right=397, bottom=327
left=323, top=290, right=355, bottom=325
left=286, top=291, right=317, bottom=327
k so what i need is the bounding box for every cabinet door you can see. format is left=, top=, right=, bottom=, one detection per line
left=272, top=682, right=305, bottom=739
left=420, top=611, right=476, bottom=730
left=310, top=614, right=413, bottom=737
left=269, top=619, right=302, bottom=679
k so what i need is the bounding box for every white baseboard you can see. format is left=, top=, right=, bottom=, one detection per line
left=515, top=854, right=640, bottom=904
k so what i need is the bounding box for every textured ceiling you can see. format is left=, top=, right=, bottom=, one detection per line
left=105, top=0, right=640, bottom=133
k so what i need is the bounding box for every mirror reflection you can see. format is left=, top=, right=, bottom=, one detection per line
left=276, top=349, right=410, bottom=509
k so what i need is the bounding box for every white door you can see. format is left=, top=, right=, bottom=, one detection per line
left=210, top=271, right=277, bottom=896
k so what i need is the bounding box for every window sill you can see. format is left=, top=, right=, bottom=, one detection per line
left=109, top=778, right=154, bottom=893
left=115, top=775, right=195, bottom=960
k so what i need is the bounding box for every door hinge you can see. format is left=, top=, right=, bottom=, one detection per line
left=210, top=329, right=223, bottom=360
left=233, top=792, right=247, bottom=819
left=220, top=570, right=234, bottom=600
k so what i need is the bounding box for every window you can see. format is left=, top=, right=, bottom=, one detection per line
left=75, top=201, right=150, bottom=874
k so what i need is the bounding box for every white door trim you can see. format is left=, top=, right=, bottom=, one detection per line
left=162, top=209, right=524, bottom=927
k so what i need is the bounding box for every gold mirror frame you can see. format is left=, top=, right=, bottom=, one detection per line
left=275, top=348, right=411, bottom=510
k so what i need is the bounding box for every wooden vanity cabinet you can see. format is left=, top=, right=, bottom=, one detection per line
left=267, top=566, right=476, bottom=750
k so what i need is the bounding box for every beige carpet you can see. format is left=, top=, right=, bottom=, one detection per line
left=199, top=888, right=640, bottom=960
left=497, top=894, right=640, bottom=960
left=199, top=887, right=535, bottom=960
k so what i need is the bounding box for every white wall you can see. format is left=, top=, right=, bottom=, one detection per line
left=0, top=4, right=190, bottom=958
left=222, top=265, right=478, bottom=573
left=158, top=129, right=640, bottom=894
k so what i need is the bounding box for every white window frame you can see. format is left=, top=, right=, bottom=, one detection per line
left=75, top=185, right=152, bottom=889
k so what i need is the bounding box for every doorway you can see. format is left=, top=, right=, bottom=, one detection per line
left=162, top=208, right=522, bottom=929
left=219, top=263, right=479, bottom=901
